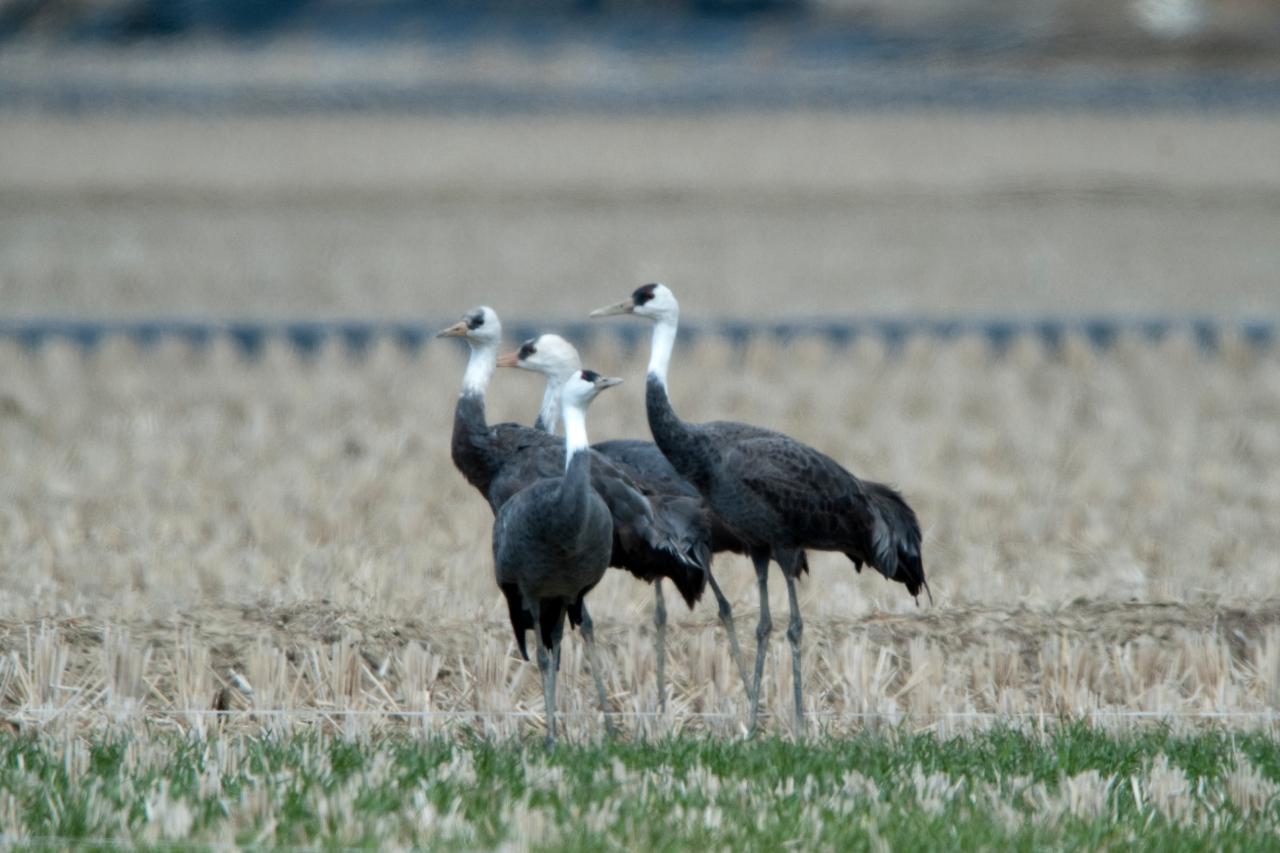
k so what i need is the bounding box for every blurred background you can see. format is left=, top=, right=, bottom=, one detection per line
left=1, top=0, right=1278, bottom=325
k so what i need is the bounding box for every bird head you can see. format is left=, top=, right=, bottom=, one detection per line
left=435, top=306, right=501, bottom=346
left=589, top=282, right=678, bottom=323
left=496, top=333, right=581, bottom=379
left=561, top=369, right=623, bottom=408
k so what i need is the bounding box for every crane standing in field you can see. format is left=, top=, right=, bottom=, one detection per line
left=436, top=307, right=706, bottom=718
left=591, top=283, right=929, bottom=731
left=499, top=333, right=753, bottom=710
left=491, top=368, right=623, bottom=745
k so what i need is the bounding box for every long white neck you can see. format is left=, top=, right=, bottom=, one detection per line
left=461, top=339, right=497, bottom=397
left=647, top=315, right=678, bottom=388
left=536, top=376, right=564, bottom=433
left=561, top=401, right=590, bottom=472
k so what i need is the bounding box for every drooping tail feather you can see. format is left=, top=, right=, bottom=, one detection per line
left=648, top=495, right=711, bottom=608
left=591, top=453, right=709, bottom=608
left=862, top=482, right=930, bottom=603
left=615, top=493, right=709, bottom=609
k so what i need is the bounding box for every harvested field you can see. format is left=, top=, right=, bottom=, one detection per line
left=2, top=335, right=1278, bottom=735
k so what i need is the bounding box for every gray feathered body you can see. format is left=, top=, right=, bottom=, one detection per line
left=494, top=450, right=612, bottom=653
left=593, top=439, right=748, bottom=558
left=450, top=392, right=707, bottom=608
left=645, top=376, right=927, bottom=599
left=592, top=440, right=700, bottom=499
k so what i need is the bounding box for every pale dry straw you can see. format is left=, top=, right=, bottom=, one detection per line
left=0, top=336, right=1278, bottom=733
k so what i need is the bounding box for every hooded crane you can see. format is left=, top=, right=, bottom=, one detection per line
left=436, top=308, right=707, bottom=703
left=493, top=368, right=622, bottom=746
left=591, top=284, right=928, bottom=731
left=498, top=333, right=753, bottom=711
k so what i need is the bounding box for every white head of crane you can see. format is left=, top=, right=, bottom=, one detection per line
left=496, top=333, right=583, bottom=433
left=435, top=306, right=502, bottom=396
left=589, top=283, right=680, bottom=387
left=559, top=369, right=622, bottom=469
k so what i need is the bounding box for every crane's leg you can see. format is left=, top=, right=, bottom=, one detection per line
left=654, top=579, right=668, bottom=714
left=748, top=553, right=773, bottom=735
left=530, top=602, right=556, bottom=748
left=707, top=567, right=751, bottom=699
left=578, top=602, right=617, bottom=737
left=547, top=610, right=566, bottom=744
left=783, top=568, right=805, bottom=733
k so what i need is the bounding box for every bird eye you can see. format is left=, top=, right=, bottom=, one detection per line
left=518, top=341, right=537, bottom=359
left=580, top=370, right=600, bottom=382
left=466, top=312, right=484, bottom=330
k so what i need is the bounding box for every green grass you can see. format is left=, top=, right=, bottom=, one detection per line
left=1, top=724, right=1278, bottom=849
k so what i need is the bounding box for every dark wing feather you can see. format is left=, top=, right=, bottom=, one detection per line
left=595, top=438, right=746, bottom=557
left=593, top=439, right=700, bottom=498
left=476, top=420, right=708, bottom=607
left=724, top=437, right=875, bottom=545
left=702, top=420, right=781, bottom=445
left=587, top=452, right=708, bottom=607
left=725, top=437, right=927, bottom=598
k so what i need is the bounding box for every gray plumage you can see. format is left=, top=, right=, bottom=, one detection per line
left=592, top=282, right=928, bottom=731
left=591, top=439, right=745, bottom=556
left=648, top=381, right=926, bottom=597
left=508, top=333, right=755, bottom=709
left=491, top=369, right=619, bottom=744
left=440, top=308, right=706, bottom=656
left=452, top=395, right=707, bottom=610
left=492, top=431, right=611, bottom=655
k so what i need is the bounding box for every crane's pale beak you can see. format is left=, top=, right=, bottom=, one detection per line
left=435, top=321, right=469, bottom=338
left=594, top=375, right=624, bottom=389
left=495, top=351, right=520, bottom=368
left=589, top=299, right=634, bottom=318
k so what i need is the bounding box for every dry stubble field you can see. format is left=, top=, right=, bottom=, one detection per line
left=1, top=331, right=1278, bottom=735
left=1, top=112, right=1279, bottom=738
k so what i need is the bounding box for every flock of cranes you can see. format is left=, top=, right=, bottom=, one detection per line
left=438, top=283, right=928, bottom=743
